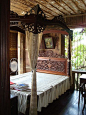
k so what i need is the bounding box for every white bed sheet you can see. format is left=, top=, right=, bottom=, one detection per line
left=10, top=72, right=70, bottom=113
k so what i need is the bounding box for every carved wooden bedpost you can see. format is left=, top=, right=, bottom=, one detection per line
left=26, top=5, right=46, bottom=115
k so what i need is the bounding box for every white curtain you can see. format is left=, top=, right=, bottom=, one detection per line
left=26, top=30, right=42, bottom=115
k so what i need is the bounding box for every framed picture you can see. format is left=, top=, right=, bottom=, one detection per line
left=44, top=37, right=54, bottom=49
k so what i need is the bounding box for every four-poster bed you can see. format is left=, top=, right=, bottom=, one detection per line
left=10, top=50, right=70, bottom=114
left=10, top=53, right=70, bottom=114
left=10, top=4, right=73, bottom=115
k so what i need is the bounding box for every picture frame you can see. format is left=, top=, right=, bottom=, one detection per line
left=44, top=37, right=54, bottom=49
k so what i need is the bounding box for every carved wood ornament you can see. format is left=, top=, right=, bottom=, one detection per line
left=10, top=4, right=73, bottom=40
left=37, top=50, right=67, bottom=76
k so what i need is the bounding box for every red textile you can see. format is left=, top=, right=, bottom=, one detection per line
left=10, top=81, right=14, bottom=85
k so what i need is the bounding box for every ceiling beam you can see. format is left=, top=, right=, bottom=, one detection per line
left=26, top=0, right=59, bottom=15
left=11, top=6, right=54, bottom=19
left=11, top=1, right=31, bottom=10
left=38, top=5, right=57, bottom=16
left=67, top=24, right=86, bottom=29
left=80, top=0, right=86, bottom=8
left=65, top=14, right=86, bottom=28
left=36, top=0, right=61, bottom=15
left=11, top=0, right=32, bottom=9
left=72, top=0, right=84, bottom=13
left=64, top=13, right=86, bottom=18
left=45, top=0, right=66, bottom=15
left=61, top=0, right=77, bottom=14
left=54, top=0, right=71, bottom=14
left=43, top=29, right=69, bottom=35
left=11, top=0, right=55, bottom=17
left=11, top=4, right=28, bottom=13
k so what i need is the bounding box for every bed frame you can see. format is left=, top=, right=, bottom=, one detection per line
left=10, top=50, right=69, bottom=114
left=37, top=50, right=68, bottom=76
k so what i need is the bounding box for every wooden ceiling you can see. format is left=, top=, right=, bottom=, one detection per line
left=10, top=0, right=86, bottom=28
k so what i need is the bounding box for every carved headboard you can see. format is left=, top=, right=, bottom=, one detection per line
left=37, top=50, right=68, bottom=76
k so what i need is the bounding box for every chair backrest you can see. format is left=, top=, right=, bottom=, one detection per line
left=10, top=58, right=18, bottom=75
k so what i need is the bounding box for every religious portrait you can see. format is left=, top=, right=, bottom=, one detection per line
left=44, top=37, right=54, bottom=49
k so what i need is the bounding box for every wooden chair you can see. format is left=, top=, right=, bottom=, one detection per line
left=82, top=83, right=86, bottom=113
left=78, top=83, right=84, bottom=106
left=78, top=82, right=86, bottom=113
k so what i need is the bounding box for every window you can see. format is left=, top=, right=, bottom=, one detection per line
left=71, top=28, right=86, bottom=70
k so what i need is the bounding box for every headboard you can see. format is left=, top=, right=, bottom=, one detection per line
left=37, top=50, right=68, bottom=76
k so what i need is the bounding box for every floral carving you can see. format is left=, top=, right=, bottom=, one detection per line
left=37, top=59, right=66, bottom=73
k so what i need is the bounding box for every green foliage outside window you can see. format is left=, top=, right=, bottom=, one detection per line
left=65, top=36, right=68, bottom=58
left=71, top=28, right=86, bottom=70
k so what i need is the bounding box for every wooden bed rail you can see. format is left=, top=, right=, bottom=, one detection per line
left=37, top=57, right=68, bottom=76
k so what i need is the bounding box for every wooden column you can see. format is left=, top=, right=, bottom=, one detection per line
left=68, top=37, right=72, bottom=87
left=20, top=33, right=23, bottom=74
left=0, top=0, right=10, bottom=115
left=68, top=37, right=71, bottom=76
left=59, top=34, right=61, bottom=55
left=61, top=34, right=65, bottom=56
left=18, top=32, right=21, bottom=74
left=23, top=34, right=26, bottom=73
left=18, top=32, right=26, bottom=74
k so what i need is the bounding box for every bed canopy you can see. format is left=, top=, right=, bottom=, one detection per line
left=10, top=4, right=73, bottom=39
left=10, top=4, right=73, bottom=115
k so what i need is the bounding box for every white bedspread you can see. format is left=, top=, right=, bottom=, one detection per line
left=10, top=72, right=70, bottom=113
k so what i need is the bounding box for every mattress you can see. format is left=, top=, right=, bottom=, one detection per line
left=10, top=72, right=70, bottom=114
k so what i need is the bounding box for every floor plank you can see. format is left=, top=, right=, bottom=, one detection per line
left=19, top=90, right=86, bottom=115
left=38, top=90, right=86, bottom=115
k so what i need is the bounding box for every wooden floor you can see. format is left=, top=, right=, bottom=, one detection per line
left=19, top=90, right=86, bottom=115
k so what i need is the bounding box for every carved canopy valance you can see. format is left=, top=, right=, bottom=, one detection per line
left=10, top=5, right=73, bottom=40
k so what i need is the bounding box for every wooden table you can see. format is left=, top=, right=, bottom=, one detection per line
left=78, top=74, right=86, bottom=104
left=79, top=74, right=86, bottom=111
left=72, top=70, right=86, bottom=90
left=72, top=70, right=86, bottom=74
left=80, top=74, right=86, bottom=85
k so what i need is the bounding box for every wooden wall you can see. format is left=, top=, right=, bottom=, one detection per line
left=65, top=14, right=86, bottom=28
left=39, top=33, right=65, bottom=55
left=9, top=31, right=26, bottom=74
left=39, top=33, right=60, bottom=54
left=9, top=31, right=18, bottom=60
left=61, top=34, right=65, bottom=56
